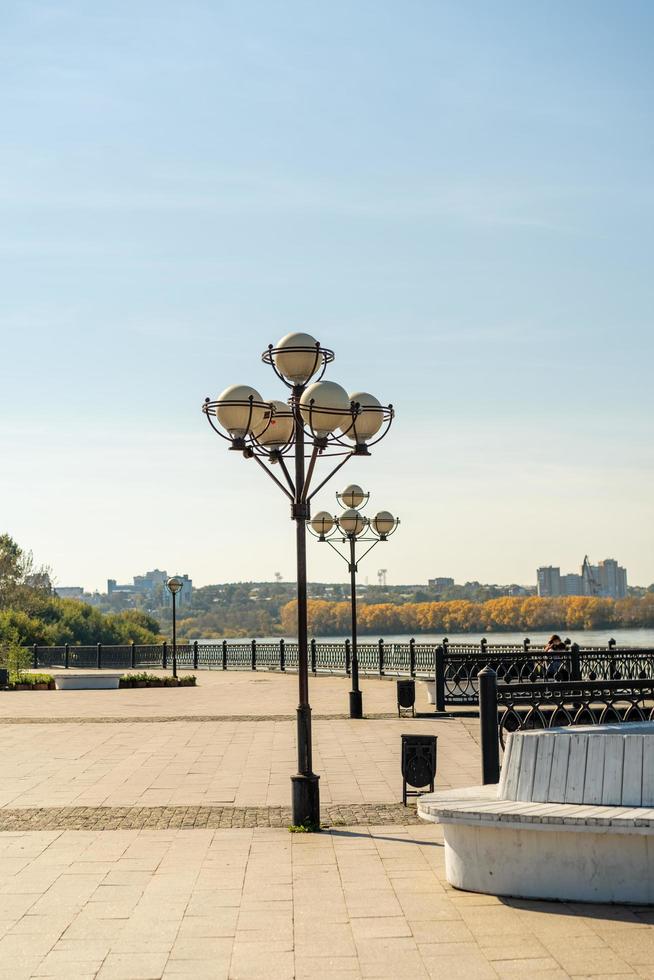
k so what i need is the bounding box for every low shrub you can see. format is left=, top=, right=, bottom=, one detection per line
left=119, top=672, right=196, bottom=688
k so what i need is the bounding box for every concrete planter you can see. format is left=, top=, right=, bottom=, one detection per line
left=55, top=674, right=121, bottom=691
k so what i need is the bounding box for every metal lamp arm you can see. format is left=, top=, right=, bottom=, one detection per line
left=306, top=453, right=353, bottom=502
left=275, top=453, right=296, bottom=496
left=325, top=538, right=352, bottom=566
left=251, top=453, right=295, bottom=502
left=355, top=538, right=382, bottom=564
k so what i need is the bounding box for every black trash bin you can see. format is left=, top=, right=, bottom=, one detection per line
left=0, top=668, right=9, bottom=688
left=396, top=679, right=416, bottom=717
left=401, top=733, right=437, bottom=805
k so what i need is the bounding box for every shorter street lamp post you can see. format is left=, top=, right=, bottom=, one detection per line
left=309, top=485, right=399, bottom=718
left=166, top=577, right=184, bottom=680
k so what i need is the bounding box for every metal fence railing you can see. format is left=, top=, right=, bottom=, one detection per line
left=478, top=668, right=654, bottom=784
left=26, top=638, right=654, bottom=705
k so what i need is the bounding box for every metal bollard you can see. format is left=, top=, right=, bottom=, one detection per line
left=345, top=638, right=351, bottom=676
left=193, top=640, right=199, bottom=671
left=310, top=638, right=317, bottom=674
left=251, top=639, right=257, bottom=671
left=280, top=638, right=285, bottom=671
left=434, top=644, right=446, bottom=713
left=409, top=637, right=416, bottom=677
left=97, top=643, right=102, bottom=670
left=479, top=667, right=500, bottom=785
left=379, top=638, right=385, bottom=677
left=222, top=639, right=227, bottom=670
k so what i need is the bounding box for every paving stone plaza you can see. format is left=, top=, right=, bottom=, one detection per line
left=1, top=671, right=653, bottom=979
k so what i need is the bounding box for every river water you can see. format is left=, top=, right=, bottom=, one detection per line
left=198, top=627, right=654, bottom=647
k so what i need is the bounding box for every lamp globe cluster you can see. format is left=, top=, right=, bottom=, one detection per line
left=204, top=331, right=393, bottom=457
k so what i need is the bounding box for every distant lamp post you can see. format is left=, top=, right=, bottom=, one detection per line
left=166, top=577, right=184, bottom=679
left=309, top=485, right=399, bottom=718
left=202, top=333, right=394, bottom=827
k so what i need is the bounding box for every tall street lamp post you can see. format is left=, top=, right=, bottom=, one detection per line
left=166, top=576, right=184, bottom=680
left=202, top=334, right=394, bottom=827
left=309, top=486, right=399, bottom=719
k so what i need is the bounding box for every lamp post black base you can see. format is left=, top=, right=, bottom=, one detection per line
left=349, top=690, right=363, bottom=719
left=291, top=773, right=320, bottom=828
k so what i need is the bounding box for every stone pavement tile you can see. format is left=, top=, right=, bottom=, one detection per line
left=294, top=954, right=362, bottom=978
left=294, top=922, right=357, bottom=957
left=7, top=912, right=72, bottom=939
left=0, top=868, right=62, bottom=894
left=356, top=937, right=429, bottom=979
left=236, top=907, right=293, bottom=941
left=163, top=962, right=229, bottom=979
left=0, top=893, right=40, bottom=917
left=228, top=941, right=294, bottom=980
left=169, top=937, right=233, bottom=961
left=177, top=911, right=239, bottom=938
left=491, top=958, right=567, bottom=977
left=185, top=887, right=242, bottom=912
left=0, top=933, right=56, bottom=960
left=419, top=948, right=499, bottom=979
left=61, top=914, right=127, bottom=940
left=31, top=945, right=109, bottom=977
left=350, top=916, right=412, bottom=939
left=96, top=951, right=169, bottom=979
left=408, top=919, right=474, bottom=943
left=460, top=906, right=531, bottom=937
left=398, top=893, right=465, bottom=920
left=605, top=935, right=654, bottom=967
left=554, top=947, right=637, bottom=975
left=477, top=937, right=553, bottom=961
left=0, top=960, right=52, bottom=980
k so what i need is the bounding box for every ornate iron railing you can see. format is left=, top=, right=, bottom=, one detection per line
left=478, top=668, right=654, bottom=784
left=497, top=678, right=654, bottom=747
left=26, top=639, right=654, bottom=708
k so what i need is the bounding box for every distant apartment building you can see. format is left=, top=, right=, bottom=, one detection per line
left=55, top=586, right=85, bottom=600
left=428, top=577, right=455, bottom=589
left=561, top=573, right=582, bottom=596
left=537, top=559, right=627, bottom=599
left=537, top=566, right=561, bottom=597
left=107, top=569, right=193, bottom=606
left=596, top=559, right=628, bottom=599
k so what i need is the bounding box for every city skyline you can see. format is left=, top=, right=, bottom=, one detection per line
left=54, top=556, right=651, bottom=597
left=2, top=1, right=653, bottom=590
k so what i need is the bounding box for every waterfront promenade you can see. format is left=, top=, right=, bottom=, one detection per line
left=0, top=673, right=653, bottom=978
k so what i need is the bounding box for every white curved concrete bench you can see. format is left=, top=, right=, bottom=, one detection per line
left=418, top=723, right=654, bottom=904
left=54, top=674, right=121, bottom=690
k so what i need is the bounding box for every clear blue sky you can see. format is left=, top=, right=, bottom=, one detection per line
left=1, top=0, right=653, bottom=590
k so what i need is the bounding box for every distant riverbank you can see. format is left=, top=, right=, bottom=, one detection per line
left=197, top=627, right=654, bottom=647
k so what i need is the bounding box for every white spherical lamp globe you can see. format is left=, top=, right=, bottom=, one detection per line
left=311, top=511, right=335, bottom=536
left=338, top=508, right=366, bottom=536
left=343, top=391, right=383, bottom=442
left=300, top=380, right=350, bottom=437
left=216, top=384, right=266, bottom=438
left=273, top=332, right=321, bottom=384
left=254, top=399, right=294, bottom=448
left=340, top=484, right=365, bottom=508
left=373, top=511, right=395, bottom=536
